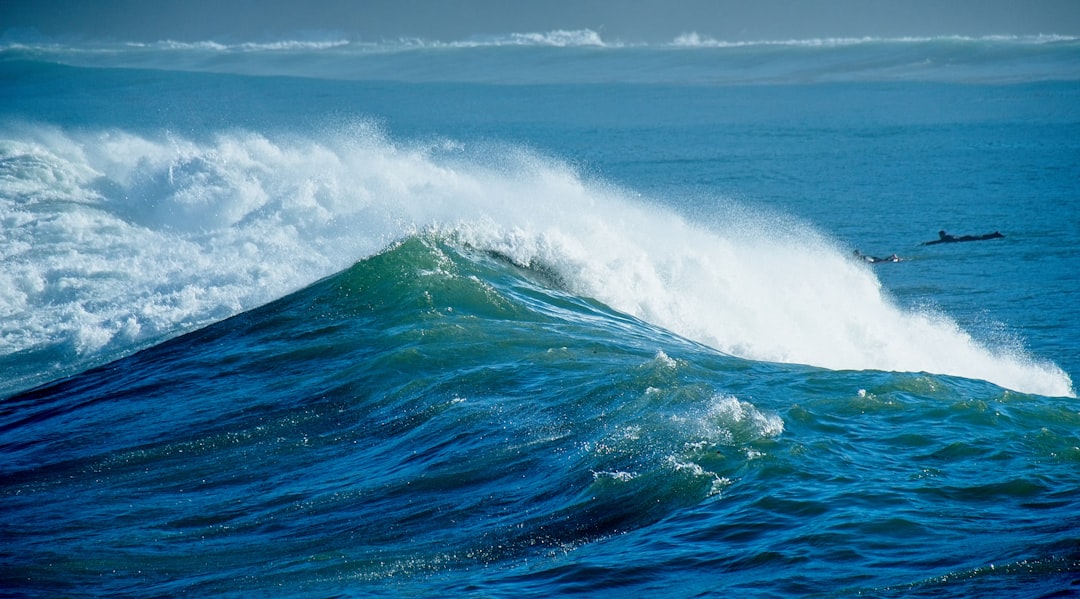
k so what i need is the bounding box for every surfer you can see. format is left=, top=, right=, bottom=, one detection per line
left=853, top=250, right=902, bottom=263
left=922, top=230, right=1004, bottom=245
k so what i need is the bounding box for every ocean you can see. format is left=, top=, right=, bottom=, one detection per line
left=1, top=32, right=1079, bottom=597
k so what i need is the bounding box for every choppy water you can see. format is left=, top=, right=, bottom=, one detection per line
left=2, top=32, right=1079, bottom=598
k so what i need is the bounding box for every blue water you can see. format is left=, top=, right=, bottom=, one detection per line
left=2, top=33, right=1079, bottom=598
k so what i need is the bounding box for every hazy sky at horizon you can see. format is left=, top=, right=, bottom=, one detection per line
left=3, top=0, right=1080, bottom=43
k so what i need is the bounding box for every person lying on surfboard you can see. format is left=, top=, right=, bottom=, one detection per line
left=853, top=250, right=902, bottom=263
left=922, top=230, right=1004, bottom=245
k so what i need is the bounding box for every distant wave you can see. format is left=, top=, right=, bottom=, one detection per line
left=448, top=29, right=608, bottom=48
left=4, top=29, right=1078, bottom=85
left=4, top=29, right=1077, bottom=54
left=0, top=30, right=609, bottom=54
left=133, top=29, right=611, bottom=51
left=669, top=32, right=1080, bottom=48
left=127, top=39, right=352, bottom=52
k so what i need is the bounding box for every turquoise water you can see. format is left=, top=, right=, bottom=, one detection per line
left=2, top=34, right=1079, bottom=597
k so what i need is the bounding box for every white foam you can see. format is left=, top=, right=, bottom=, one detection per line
left=461, top=194, right=1075, bottom=397
left=8, top=32, right=1074, bottom=56
left=456, top=29, right=609, bottom=48
left=668, top=33, right=1080, bottom=48
left=1, top=123, right=1073, bottom=397
left=139, top=40, right=352, bottom=52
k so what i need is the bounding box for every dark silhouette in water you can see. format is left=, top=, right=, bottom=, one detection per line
left=922, top=230, right=1004, bottom=246
left=853, top=250, right=902, bottom=263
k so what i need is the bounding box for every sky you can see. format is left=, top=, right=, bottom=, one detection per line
left=3, top=0, right=1080, bottom=43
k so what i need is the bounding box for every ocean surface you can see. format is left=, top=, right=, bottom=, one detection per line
left=2, top=31, right=1079, bottom=597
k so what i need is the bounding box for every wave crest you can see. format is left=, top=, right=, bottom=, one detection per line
left=5, top=32, right=1077, bottom=85
left=0, top=124, right=1072, bottom=397
left=670, top=33, right=1080, bottom=48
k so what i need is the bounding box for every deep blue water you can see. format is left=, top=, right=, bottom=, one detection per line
left=2, top=34, right=1079, bottom=598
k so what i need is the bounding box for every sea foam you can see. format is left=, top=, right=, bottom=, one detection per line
left=1, top=123, right=1073, bottom=397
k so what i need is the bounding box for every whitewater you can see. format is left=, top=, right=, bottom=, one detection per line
left=6, top=30, right=1079, bottom=84
left=2, top=123, right=1071, bottom=397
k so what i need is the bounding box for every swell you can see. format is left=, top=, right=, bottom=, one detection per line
left=0, top=236, right=786, bottom=594
left=4, top=31, right=1074, bottom=52
left=4, top=34, right=1078, bottom=84
left=4, top=243, right=1075, bottom=596
left=0, top=124, right=1072, bottom=397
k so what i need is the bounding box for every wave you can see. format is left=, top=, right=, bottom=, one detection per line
left=0, top=123, right=1073, bottom=397
left=0, top=230, right=792, bottom=591
left=0, top=29, right=609, bottom=55
left=5, top=29, right=1076, bottom=53
left=669, top=32, right=1080, bottom=48
left=127, top=39, right=353, bottom=52
left=4, top=30, right=1078, bottom=85
left=446, top=29, right=608, bottom=48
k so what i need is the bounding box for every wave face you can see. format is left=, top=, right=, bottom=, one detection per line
left=3, top=31, right=1079, bottom=84
left=1, top=236, right=786, bottom=588
left=0, top=124, right=1071, bottom=397
left=3, top=232, right=1079, bottom=598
